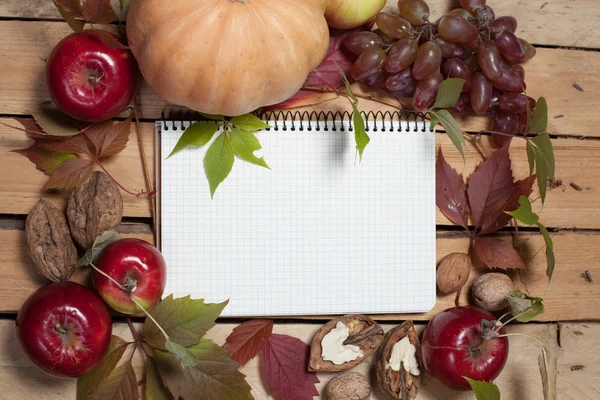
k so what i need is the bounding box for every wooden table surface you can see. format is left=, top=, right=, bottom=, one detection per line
left=0, top=0, right=599, bottom=399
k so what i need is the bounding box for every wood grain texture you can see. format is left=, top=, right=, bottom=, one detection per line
left=2, top=0, right=599, bottom=49
left=0, top=20, right=599, bottom=136
left=557, top=323, right=600, bottom=399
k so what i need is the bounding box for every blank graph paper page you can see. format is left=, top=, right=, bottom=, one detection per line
left=160, top=118, right=436, bottom=316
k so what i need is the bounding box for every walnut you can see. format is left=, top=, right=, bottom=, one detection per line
left=376, top=321, right=422, bottom=400
left=309, top=314, right=384, bottom=372
left=472, top=273, right=515, bottom=311
left=326, top=372, right=371, bottom=400
left=25, top=199, right=77, bottom=282
left=66, top=171, right=123, bottom=249
left=436, top=252, right=471, bottom=294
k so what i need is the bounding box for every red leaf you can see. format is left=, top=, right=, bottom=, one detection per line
left=261, top=334, right=319, bottom=400
left=37, top=134, right=92, bottom=155
left=84, top=118, right=131, bottom=158
left=11, top=117, right=44, bottom=134
left=467, top=145, right=514, bottom=229
left=480, top=174, right=537, bottom=234
left=43, top=157, right=94, bottom=190
left=12, top=145, right=76, bottom=175
left=225, top=320, right=273, bottom=366
left=81, top=0, right=115, bottom=24
left=436, top=147, right=470, bottom=229
left=474, top=237, right=527, bottom=270
left=265, top=90, right=339, bottom=111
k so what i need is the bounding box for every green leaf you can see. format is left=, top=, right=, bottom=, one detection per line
left=531, top=97, right=548, bottom=133
left=336, top=63, right=358, bottom=104
left=76, top=231, right=121, bottom=267
left=537, top=223, right=555, bottom=281
left=155, top=339, right=253, bottom=400
left=230, top=128, right=270, bottom=169
left=432, top=110, right=466, bottom=161
left=77, top=336, right=129, bottom=400
left=526, top=141, right=536, bottom=176
left=142, top=295, right=228, bottom=350
left=204, top=133, right=235, bottom=198
left=464, top=377, right=501, bottom=400
left=84, top=360, right=139, bottom=400
left=168, top=121, right=219, bottom=158
left=146, top=359, right=173, bottom=400
left=433, top=78, right=465, bottom=109
left=230, top=114, right=270, bottom=132
left=532, top=133, right=555, bottom=180
left=507, top=290, right=545, bottom=322
left=200, top=113, right=225, bottom=121
left=505, top=195, right=539, bottom=225
left=429, top=113, right=439, bottom=129
left=54, top=1, right=85, bottom=32
left=538, top=342, right=558, bottom=400
left=531, top=145, right=549, bottom=204
left=166, top=340, right=199, bottom=367
left=352, top=105, right=370, bottom=161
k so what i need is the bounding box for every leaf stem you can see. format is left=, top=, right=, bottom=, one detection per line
left=301, top=86, right=405, bottom=111
left=92, top=158, right=155, bottom=197
left=126, top=317, right=140, bottom=342
left=496, top=332, right=546, bottom=349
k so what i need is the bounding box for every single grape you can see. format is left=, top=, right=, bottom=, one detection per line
left=344, top=31, right=383, bottom=56
left=398, top=0, right=430, bottom=26
left=376, top=12, right=412, bottom=39
left=351, top=46, right=386, bottom=81
left=363, top=68, right=388, bottom=89
left=442, top=58, right=471, bottom=93
left=373, top=29, right=396, bottom=47
left=460, top=36, right=481, bottom=49
left=412, top=41, right=442, bottom=80
left=463, top=53, right=481, bottom=73
left=417, top=22, right=438, bottom=44
left=476, top=5, right=495, bottom=24
left=447, top=8, right=474, bottom=20
left=460, top=0, right=486, bottom=13
left=386, top=66, right=417, bottom=95
left=451, top=92, right=471, bottom=115
left=491, top=16, right=517, bottom=33
left=499, top=92, right=536, bottom=113
left=435, top=37, right=468, bottom=59
left=385, top=38, right=419, bottom=73
left=494, top=30, right=525, bottom=62
left=413, top=70, right=443, bottom=111
left=471, top=72, right=493, bottom=114
left=478, top=39, right=503, bottom=82
left=492, top=66, right=526, bottom=92
left=438, top=15, right=479, bottom=43
left=492, top=111, right=519, bottom=147
left=518, top=38, right=537, bottom=61
left=489, top=88, right=504, bottom=109
left=518, top=112, right=529, bottom=133
left=510, top=64, right=525, bottom=80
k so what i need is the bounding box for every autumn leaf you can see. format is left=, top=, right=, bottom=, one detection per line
left=156, top=339, right=253, bottom=400
left=81, top=0, right=116, bottom=24
left=261, top=334, right=320, bottom=400
left=436, top=147, right=470, bottom=229
left=146, top=359, right=173, bottom=400
left=468, top=145, right=514, bottom=230
left=142, top=295, right=228, bottom=350
left=266, top=90, right=339, bottom=111
left=84, top=118, right=131, bottom=158
left=473, top=236, right=527, bottom=270
left=95, top=30, right=129, bottom=49
left=10, top=117, right=43, bottom=134
left=54, top=0, right=82, bottom=14
left=43, top=157, right=94, bottom=190
left=225, top=319, right=273, bottom=366
left=54, top=1, right=85, bottom=32
left=27, top=106, right=83, bottom=137
left=37, top=134, right=93, bottom=155
left=12, top=145, right=76, bottom=175
left=85, top=361, right=139, bottom=400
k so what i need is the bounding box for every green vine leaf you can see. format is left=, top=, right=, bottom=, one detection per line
left=353, top=105, right=370, bottom=161
left=166, top=340, right=199, bottom=368
left=431, top=109, right=466, bottom=161
left=532, top=133, right=555, bottom=180
left=531, top=97, right=548, bottom=133
left=84, top=360, right=139, bottom=400
left=505, top=195, right=539, bottom=225
left=200, top=113, right=225, bottom=121
left=230, top=114, right=270, bottom=132
left=76, top=231, right=121, bottom=267
left=507, top=290, right=545, bottom=322
left=538, top=223, right=556, bottom=281
left=146, top=359, right=173, bottom=400
left=204, top=133, right=235, bottom=198
left=230, top=128, right=270, bottom=169
left=168, top=121, right=219, bottom=158
left=433, top=78, right=465, bottom=109
left=526, top=142, right=536, bottom=176
left=464, top=377, right=500, bottom=400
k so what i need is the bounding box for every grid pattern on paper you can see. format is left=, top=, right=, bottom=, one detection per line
left=160, top=119, right=436, bottom=317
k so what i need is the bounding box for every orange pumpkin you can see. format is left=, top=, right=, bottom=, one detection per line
left=126, top=0, right=331, bottom=116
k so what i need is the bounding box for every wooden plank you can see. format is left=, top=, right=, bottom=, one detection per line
left=2, top=119, right=599, bottom=230
left=1, top=0, right=599, bottom=49
left=557, top=323, right=600, bottom=398
left=0, top=20, right=598, bottom=136
left=0, top=319, right=564, bottom=399
left=0, top=223, right=597, bottom=321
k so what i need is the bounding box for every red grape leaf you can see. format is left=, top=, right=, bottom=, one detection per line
left=261, top=334, right=320, bottom=400
left=225, top=319, right=273, bottom=366
left=27, top=105, right=83, bottom=137
left=54, top=0, right=82, bottom=14
left=84, top=117, right=131, bottom=158
left=37, top=133, right=93, bottom=155
left=43, top=157, right=94, bottom=190
left=473, top=236, right=527, bottom=270
left=265, top=90, right=339, bottom=111
left=11, top=145, right=76, bottom=175
left=480, top=174, right=537, bottom=234
left=81, top=0, right=115, bottom=24
left=85, top=360, right=139, bottom=400
left=146, top=359, right=173, bottom=400
left=467, top=145, right=514, bottom=230
left=436, top=147, right=470, bottom=229
left=54, top=1, right=86, bottom=33
left=155, top=339, right=253, bottom=400
left=10, top=117, right=44, bottom=134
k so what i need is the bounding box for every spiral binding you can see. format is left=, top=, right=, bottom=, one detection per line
left=160, top=110, right=431, bottom=133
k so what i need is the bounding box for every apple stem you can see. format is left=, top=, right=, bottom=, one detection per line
left=55, top=323, right=67, bottom=335
left=90, top=262, right=128, bottom=291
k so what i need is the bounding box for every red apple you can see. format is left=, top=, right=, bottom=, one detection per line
left=421, top=306, right=509, bottom=390
left=45, top=30, right=138, bottom=122
left=15, top=281, right=112, bottom=378
left=93, top=238, right=167, bottom=315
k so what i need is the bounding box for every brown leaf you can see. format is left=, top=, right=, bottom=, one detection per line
left=43, top=157, right=94, bottom=190
left=54, top=1, right=86, bottom=32
left=224, top=319, right=273, bottom=366
left=81, top=0, right=116, bottom=24
left=95, top=30, right=129, bottom=49
left=436, top=147, right=470, bottom=229
left=37, top=134, right=93, bottom=155
left=480, top=175, right=537, bottom=234
left=85, top=117, right=131, bottom=158
left=473, top=237, right=527, bottom=270
left=54, top=0, right=82, bottom=13
left=10, top=117, right=44, bottom=134
left=85, top=360, right=139, bottom=400
left=12, top=145, right=76, bottom=175
left=468, top=145, right=514, bottom=230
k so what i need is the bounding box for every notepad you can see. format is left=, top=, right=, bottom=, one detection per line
left=158, top=112, right=436, bottom=316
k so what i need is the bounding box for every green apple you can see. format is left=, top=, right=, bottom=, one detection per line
left=325, top=0, right=387, bottom=29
